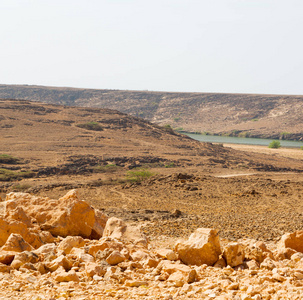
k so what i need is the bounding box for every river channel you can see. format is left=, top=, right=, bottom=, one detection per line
left=184, top=133, right=303, bottom=148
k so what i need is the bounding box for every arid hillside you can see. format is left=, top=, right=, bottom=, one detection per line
left=1, top=98, right=302, bottom=182
left=0, top=84, right=303, bottom=140
left=1, top=98, right=303, bottom=244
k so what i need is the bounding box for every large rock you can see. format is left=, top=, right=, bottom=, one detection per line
left=103, top=217, right=148, bottom=246
left=175, top=228, right=221, bottom=266
left=5, top=190, right=108, bottom=239
left=279, top=231, right=303, bottom=253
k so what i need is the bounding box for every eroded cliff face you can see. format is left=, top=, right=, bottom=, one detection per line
left=0, top=190, right=303, bottom=299
left=1, top=84, right=303, bottom=140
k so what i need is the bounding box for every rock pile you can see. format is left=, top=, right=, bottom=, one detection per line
left=0, top=190, right=302, bottom=299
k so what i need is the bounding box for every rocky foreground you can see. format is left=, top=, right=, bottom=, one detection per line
left=0, top=191, right=303, bottom=299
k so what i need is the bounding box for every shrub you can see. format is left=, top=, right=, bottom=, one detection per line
left=76, top=122, right=103, bottom=131
left=11, top=184, right=32, bottom=192
left=163, top=124, right=175, bottom=134
left=126, top=169, right=153, bottom=182
left=0, top=168, right=34, bottom=181
left=164, top=162, right=175, bottom=168
left=0, top=154, right=19, bottom=164
left=300, top=146, right=303, bottom=150
left=268, top=140, right=281, bottom=149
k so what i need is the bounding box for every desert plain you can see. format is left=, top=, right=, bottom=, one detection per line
left=0, top=98, right=303, bottom=299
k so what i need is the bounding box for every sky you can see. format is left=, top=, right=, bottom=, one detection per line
left=1, top=0, right=303, bottom=95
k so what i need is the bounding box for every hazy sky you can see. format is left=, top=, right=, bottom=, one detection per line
left=1, top=0, right=303, bottom=94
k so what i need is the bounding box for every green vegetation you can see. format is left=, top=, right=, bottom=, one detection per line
left=11, top=183, right=32, bottom=192
left=163, top=124, right=175, bottom=134
left=268, top=140, right=281, bottom=149
left=0, top=168, right=34, bottom=181
left=94, top=164, right=119, bottom=173
left=238, top=131, right=250, bottom=138
left=280, top=132, right=292, bottom=140
left=300, top=146, right=303, bottom=150
left=164, top=162, right=175, bottom=168
left=76, top=121, right=104, bottom=131
left=174, top=127, right=183, bottom=132
left=0, top=154, right=19, bottom=164
left=126, top=169, right=153, bottom=182
left=173, top=117, right=181, bottom=122
left=251, top=118, right=259, bottom=122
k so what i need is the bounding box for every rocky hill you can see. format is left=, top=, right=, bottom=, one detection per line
left=0, top=84, right=303, bottom=140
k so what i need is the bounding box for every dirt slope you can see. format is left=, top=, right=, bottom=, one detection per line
left=0, top=84, right=303, bottom=140
left=1, top=98, right=302, bottom=177
left=1, top=99, right=303, bottom=242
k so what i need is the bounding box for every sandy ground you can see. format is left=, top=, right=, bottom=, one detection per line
left=223, top=143, right=303, bottom=160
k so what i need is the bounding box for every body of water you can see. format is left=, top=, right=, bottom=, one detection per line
left=185, top=133, right=303, bottom=148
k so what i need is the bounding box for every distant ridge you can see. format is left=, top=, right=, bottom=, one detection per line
left=0, top=84, right=302, bottom=140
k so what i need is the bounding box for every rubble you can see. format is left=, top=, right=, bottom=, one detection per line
left=0, top=190, right=302, bottom=299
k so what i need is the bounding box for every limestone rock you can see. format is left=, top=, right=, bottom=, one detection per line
left=0, top=262, right=11, bottom=273
left=103, top=217, right=148, bottom=246
left=11, top=251, right=39, bottom=270
left=279, top=230, right=303, bottom=253
left=155, top=248, right=178, bottom=261
left=157, top=260, right=196, bottom=284
left=0, top=216, right=32, bottom=247
left=45, top=255, right=72, bottom=272
left=214, top=255, right=227, bottom=268
left=245, top=260, right=259, bottom=270
left=1, top=233, right=33, bottom=252
left=58, top=236, right=85, bottom=254
left=223, top=242, right=245, bottom=267
left=85, top=262, right=106, bottom=277
left=92, top=209, right=108, bottom=238
left=260, top=257, right=276, bottom=270
left=77, top=253, right=95, bottom=263
left=106, top=250, right=126, bottom=265
left=275, top=247, right=296, bottom=260
left=175, top=228, right=221, bottom=266
left=5, top=190, right=108, bottom=239
left=130, top=249, right=150, bottom=261
left=143, top=257, right=159, bottom=268
left=0, top=251, right=16, bottom=265
left=87, top=238, right=112, bottom=257
left=4, top=206, right=32, bottom=227
left=54, top=268, right=80, bottom=282
left=167, top=271, right=188, bottom=287
left=33, top=243, right=57, bottom=256
left=291, top=252, right=303, bottom=262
